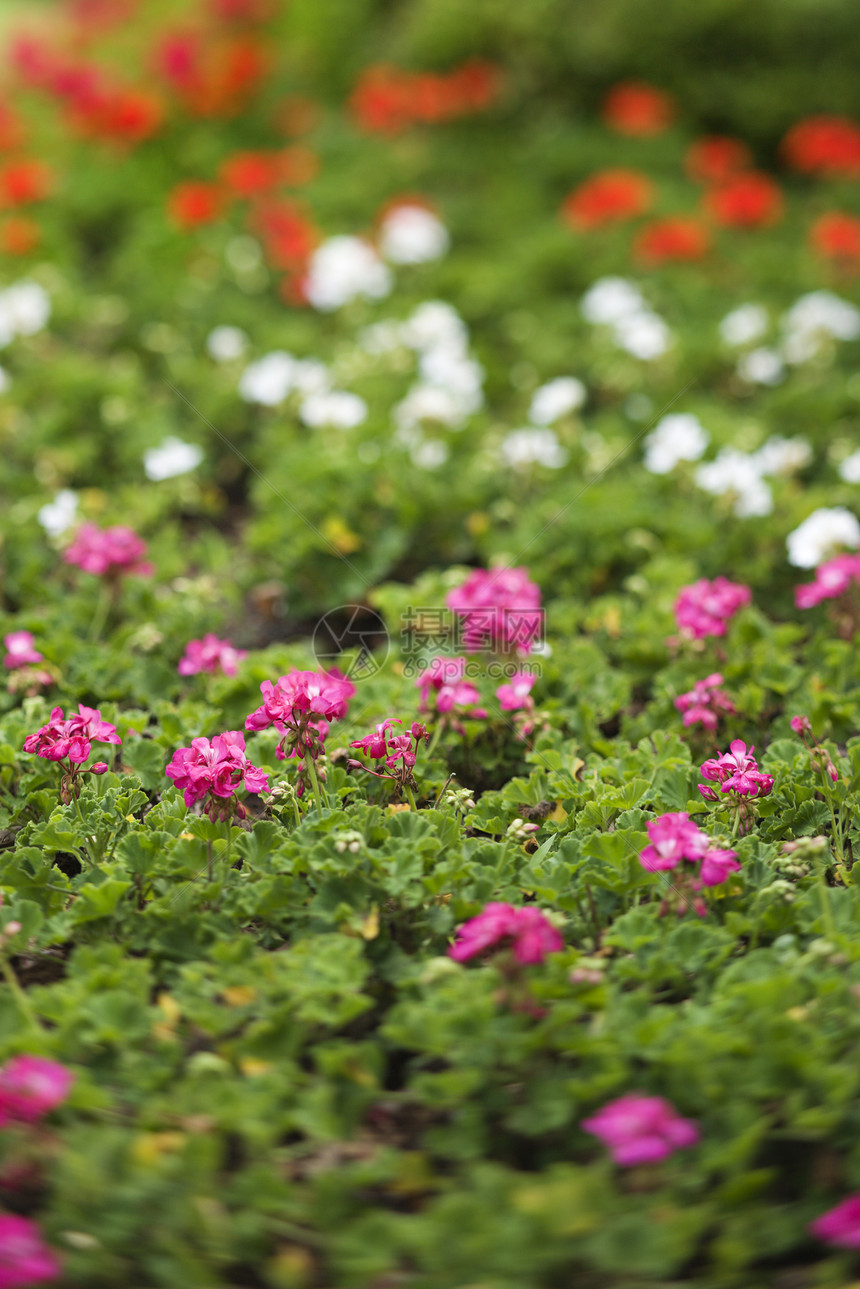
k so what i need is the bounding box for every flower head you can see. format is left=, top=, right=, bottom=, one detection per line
left=178, top=634, right=247, bottom=677
left=562, top=169, right=653, bottom=230
left=704, top=172, right=782, bottom=229
left=165, top=730, right=268, bottom=821
left=685, top=135, right=751, bottom=184
left=0, top=1214, right=61, bottom=1287
left=496, top=671, right=535, bottom=712
left=700, top=739, right=774, bottom=799
left=603, top=82, right=673, bottom=136
left=23, top=704, right=120, bottom=768
left=674, top=578, right=751, bottom=641
left=795, top=553, right=860, bottom=608
left=449, top=902, right=563, bottom=965
left=634, top=217, right=709, bottom=265
left=245, top=668, right=355, bottom=735
left=674, top=673, right=735, bottom=731
left=446, top=567, right=542, bottom=654
left=786, top=507, right=860, bottom=569
left=581, top=1093, right=698, bottom=1166
left=809, top=1195, right=860, bottom=1248
left=63, top=522, right=152, bottom=578
left=3, top=632, right=43, bottom=669
left=639, top=812, right=708, bottom=871
left=0, top=1055, right=73, bottom=1126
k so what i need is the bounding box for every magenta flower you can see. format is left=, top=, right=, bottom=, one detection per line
left=348, top=720, right=427, bottom=796
left=674, top=673, right=735, bottom=732
left=639, top=812, right=708, bottom=871
left=0, top=1214, right=60, bottom=1288
left=446, top=567, right=543, bottom=654
left=63, top=522, right=153, bottom=578
left=178, top=634, right=247, bottom=677
left=699, top=740, right=774, bottom=799
left=674, top=577, right=751, bottom=641
left=416, top=656, right=466, bottom=705
left=497, top=671, right=536, bottom=712
left=698, top=847, right=741, bottom=886
left=165, top=730, right=269, bottom=822
left=790, top=714, right=812, bottom=735
left=0, top=1056, right=73, bottom=1126
left=795, top=553, right=860, bottom=609
left=3, top=632, right=43, bottom=670
left=23, top=705, right=121, bottom=799
left=581, top=1093, right=699, bottom=1166
left=350, top=719, right=400, bottom=759
left=809, top=1195, right=860, bottom=1248
left=415, top=657, right=487, bottom=720
left=245, top=668, right=355, bottom=736
left=448, top=901, right=563, bottom=965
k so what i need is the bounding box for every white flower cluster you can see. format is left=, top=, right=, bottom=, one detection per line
left=695, top=436, right=812, bottom=518
left=0, top=280, right=50, bottom=345
left=580, top=277, right=671, bottom=361
left=237, top=349, right=367, bottom=429
left=786, top=507, right=860, bottom=568
left=643, top=413, right=709, bottom=474
left=378, top=205, right=449, bottom=265
left=37, top=488, right=78, bottom=537
left=498, top=377, right=586, bottom=470
left=720, top=292, right=860, bottom=385
left=143, top=437, right=204, bottom=481
left=304, top=236, right=393, bottom=312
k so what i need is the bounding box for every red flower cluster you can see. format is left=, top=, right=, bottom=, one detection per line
left=704, top=171, right=782, bottom=229
left=685, top=135, right=751, bottom=184
left=634, top=216, right=710, bottom=265
left=562, top=169, right=653, bottom=230
left=782, top=115, right=860, bottom=178
left=810, top=212, right=860, bottom=263
left=602, top=82, right=674, bottom=136
left=349, top=60, right=500, bottom=134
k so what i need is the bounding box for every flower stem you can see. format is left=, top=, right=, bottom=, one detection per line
left=87, top=581, right=113, bottom=643
left=404, top=784, right=418, bottom=811
left=306, top=757, right=325, bottom=816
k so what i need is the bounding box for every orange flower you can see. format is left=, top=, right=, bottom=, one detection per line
left=810, top=212, right=860, bottom=261
left=603, top=82, right=674, bottom=136
left=685, top=136, right=751, bottom=184
left=0, top=159, right=53, bottom=206
left=0, top=216, right=40, bottom=255
left=168, top=181, right=223, bottom=229
left=634, top=216, right=709, bottom=265
left=782, top=115, right=860, bottom=177
left=704, top=172, right=782, bottom=229
left=562, top=169, right=653, bottom=230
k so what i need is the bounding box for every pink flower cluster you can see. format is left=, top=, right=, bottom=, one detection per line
left=674, top=577, right=751, bottom=640
left=178, top=634, right=247, bottom=677
left=23, top=705, right=120, bottom=798
left=446, top=567, right=542, bottom=654
left=699, top=739, right=774, bottom=800
left=809, top=1194, right=860, bottom=1247
left=3, top=632, right=43, bottom=670
left=165, top=730, right=268, bottom=822
left=640, top=812, right=740, bottom=896
left=674, top=672, right=735, bottom=731
left=795, top=553, right=860, bottom=608
left=416, top=657, right=486, bottom=719
left=246, top=668, right=354, bottom=750
left=349, top=718, right=428, bottom=795
left=63, top=522, right=152, bottom=578
left=581, top=1093, right=699, bottom=1166
left=0, top=1055, right=73, bottom=1127
left=448, top=901, right=563, bottom=965
left=496, top=671, right=535, bottom=712
left=0, top=1214, right=60, bottom=1288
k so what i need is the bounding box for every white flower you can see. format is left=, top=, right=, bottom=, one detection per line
left=143, top=436, right=204, bottom=481
left=206, top=325, right=248, bottom=362
left=401, top=301, right=468, bottom=351
left=0, top=281, right=50, bottom=340
left=411, top=440, right=449, bottom=469
left=838, top=449, right=860, bottom=483
left=784, top=291, right=860, bottom=342
left=418, top=347, right=484, bottom=409
left=359, top=320, right=404, bottom=355
left=299, top=390, right=367, bottom=429
left=580, top=277, right=644, bottom=325
left=37, top=488, right=78, bottom=537
left=238, top=351, right=296, bottom=406
left=500, top=428, right=567, bottom=469
left=292, top=359, right=330, bottom=396
left=719, top=304, right=768, bottom=347
left=754, top=436, right=812, bottom=476
left=737, top=347, right=784, bottom=386
left=786, top=506, right=860, bottom=568
left=304, top=236, right=393, bottom=311
left=643, top=413, right=709, bottom=474
left=378, top=205, right=449, bottom=264
left=612, top=311, right=671, bottom=360
left=529, top=377, right=586, bottom=424
left=695, top=449, right=772, bottom=518
left=394, top=384, right=467, bottom=431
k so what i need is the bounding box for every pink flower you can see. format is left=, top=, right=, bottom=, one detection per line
left=0, top=1056, right=73, bottom=1126
left=449, top=901, right=563, bottom=965
left=790, top=714, right=812, bottom=735
left=674, top=673, right=735, bottom=731
left=22, top=705, right=120, bottom=766
left=3, top=632, right=43, bottom=669
left=809, top=1195, right=860, bottom=1248
left=639, top=812, right=708, bottom=871
left=416, top=656, right=466, bottom=706
left=795, top=554, right=860, bottom=609
left=63, top=522, right=153, bottom=578
left=674, top=578, right=751, bottom=641
left=350, top=719, right=400, bottom=759
left=415, top=656, right=487, bottom=719
left=178, top=634, right=247, bottom=677
left=245, top=668, right=355, bottom=734
left=697, top=847, right=742, bottom=886
left=165, top=730, right=269, bottom=821
left=581, top=1093, right=699, bottom=1166
left=0, top=1214, right=61, bottom=1288
left=700, top=739, right=774, bottom=799
left=446, top=567, right=543, bottom=654
left=496, top=671, right=535, bottom=712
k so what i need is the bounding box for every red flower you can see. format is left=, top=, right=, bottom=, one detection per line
left=349, top=60, right=499, bottom=134
left=634, top=216, right=709, bottom=264
left=349, top=66, right=413, bottom=134
left=810, top=212, right=860, bottom=262
left=562, top=168, right=653, bottom=230
left=603, top=81, right=674, bottom=136
left=685, top=135, right=751, bottom=184
left=220, top=150, right=282, bottom=196
left=0, top=159, right=52, bottom=206
left=704, top=172, right=782, bottom=229
left=168, top=181, right=223, bottom=229
left=0, top=216, right=40, bottom=255
left=251, top=199, right=317, bottom=270
left=782, top=115, right=860, bottom=177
